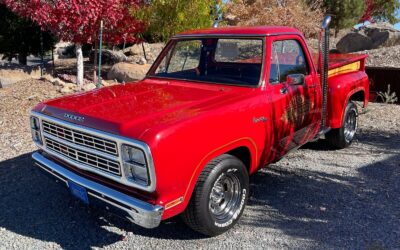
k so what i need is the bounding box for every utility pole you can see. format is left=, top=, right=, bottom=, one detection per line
left=97, top=20, right=103, bottom=88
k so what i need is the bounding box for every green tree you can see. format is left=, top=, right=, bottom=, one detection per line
left=134, top=0, right=217, bottom=42
left=322, top=0, right=366, bottom=35
left=0, top=4, right=56, bottom=65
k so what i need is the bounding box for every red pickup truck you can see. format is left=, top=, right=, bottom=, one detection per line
left=30, top=17, right=369, bottom=236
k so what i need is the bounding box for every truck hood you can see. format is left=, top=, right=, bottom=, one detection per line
left=35, top=78, right=248, bottom=139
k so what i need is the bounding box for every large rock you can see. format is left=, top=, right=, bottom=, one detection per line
left=363, top=22, right=400, bottom=48
left=124, top=43, right=164, bottom=64
left=89, top=49, right=127, bottom=65
left=107, top=62, right=151, bottom=83
left=337, top=22, right=400, bottom=53
left=55, top=41, right=74, bottom=60
left=82, top=83, right=96, bottom=91
left=0, top=65, right=41, bottom=88
left=124, top=44, right=144, bottom=56
left=336, top=32, right=373, bottom=53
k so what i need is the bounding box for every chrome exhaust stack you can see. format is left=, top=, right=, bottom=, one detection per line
left=319, top=15, right=332, bottom=133
left=213, top=14, right=222, bottom=28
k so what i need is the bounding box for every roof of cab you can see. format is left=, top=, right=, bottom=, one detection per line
left=175, top=26, right=303, bottom=37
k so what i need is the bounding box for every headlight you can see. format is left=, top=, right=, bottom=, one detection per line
left=121, top=144, right=149, bottom=185
left=30, top=116, right=40, bottom=130
left=30, top=116, right=43, bottom=145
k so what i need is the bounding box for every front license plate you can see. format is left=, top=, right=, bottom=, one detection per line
left=68, top=181, right=89, bottom=204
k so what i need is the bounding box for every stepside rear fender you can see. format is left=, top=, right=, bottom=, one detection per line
left=327, top=71, right=369, bottom=129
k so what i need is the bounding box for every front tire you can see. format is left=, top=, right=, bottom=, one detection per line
left=182, top=154, right=249, bottom=236
left=326, top=101, right=358, bottom=149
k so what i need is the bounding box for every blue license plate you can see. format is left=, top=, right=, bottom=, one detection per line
left=68, top=181, right=89, bottom=204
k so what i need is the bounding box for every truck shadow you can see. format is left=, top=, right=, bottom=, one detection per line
left=0, top=154, right=123, bottom=250
left=0, top=129, right=398, bottom=248
left=0, top=153, right=205, bottom=250
left=244, top=129, right=400, bottom=249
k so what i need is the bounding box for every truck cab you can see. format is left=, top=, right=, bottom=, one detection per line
left=31, top=23, right=369, bottom=236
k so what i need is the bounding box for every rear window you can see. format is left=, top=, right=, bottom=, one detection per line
left=215, top=39, right=263, bottom=63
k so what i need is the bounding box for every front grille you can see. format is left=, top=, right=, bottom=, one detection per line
left=42, top=120, right=118, bottom=155
left=44, top=137, right=121, bottom=176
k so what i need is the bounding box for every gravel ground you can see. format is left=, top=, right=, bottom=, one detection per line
left=0, top=80, right=399, bottom=249
left=355, top=45, right=400, bottom=68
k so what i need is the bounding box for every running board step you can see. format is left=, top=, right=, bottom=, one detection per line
left=311, top=127, right=332, bottom=141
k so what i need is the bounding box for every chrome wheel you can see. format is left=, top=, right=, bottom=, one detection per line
left=209, top=171, right=242, bottom=224
left=344, top=108, right=357, bottom=143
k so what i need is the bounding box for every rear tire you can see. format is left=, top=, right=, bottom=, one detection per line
left=182, top=154, right=249, bottom=236
left=326, top=101, right=358, bottom=149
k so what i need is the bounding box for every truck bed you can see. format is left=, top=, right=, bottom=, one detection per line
left=313, top=53, right=368, bottom=77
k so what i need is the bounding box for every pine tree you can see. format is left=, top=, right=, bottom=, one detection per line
left=323, top=0, right=366, bottom=36
left=0, top=4, right=56, bottom=65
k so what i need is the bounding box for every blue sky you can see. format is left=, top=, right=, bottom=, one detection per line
left=396, top=12, right=400, bottom=29
left=396, top=1, right=400, bottom=29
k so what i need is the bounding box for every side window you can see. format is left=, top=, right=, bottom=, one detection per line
left=269, top=40, right=309, bottom=84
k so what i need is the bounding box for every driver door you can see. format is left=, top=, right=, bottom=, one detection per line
left=267, top=38, right=319, bottom=160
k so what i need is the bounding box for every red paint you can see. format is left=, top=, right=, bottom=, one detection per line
left=32, top=26, right=369, bottom=220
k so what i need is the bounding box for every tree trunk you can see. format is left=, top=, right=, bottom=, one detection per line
left=18, top=52, right=27, bottom=65
left=76, top=43, right=84, bottom=88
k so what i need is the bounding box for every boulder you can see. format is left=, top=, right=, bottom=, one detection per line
left=41, top=74, right=67, bottom=86
left=60, top=86, right=75, bottom=94
left=55, top=41, right=75, bottom=60
left=336, top=32, right=373, bottom=53
left=107, top=62, right=151, bottom=83
left=137, top=57, right=147, bottom=65
left=124, top=44, right=144, bottom=56
left=124, top=43, right=164, bottom=62
left=363, top=22, right=400, bottom=48
left=82, top=83, right=96, bottom=91
left=89, top=49, right=127, bottom=65
left=337, top=22, right=400, bottom=53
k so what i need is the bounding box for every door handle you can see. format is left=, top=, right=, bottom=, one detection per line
left=280, top=86, right=289, bottom=94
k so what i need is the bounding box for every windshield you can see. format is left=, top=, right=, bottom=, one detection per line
left=149, top=38, right=264, bottom=86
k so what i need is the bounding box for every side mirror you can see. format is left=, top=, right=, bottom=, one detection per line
left=287, top=74, right=305, bottom=85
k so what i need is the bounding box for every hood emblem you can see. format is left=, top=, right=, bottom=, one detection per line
left=64, top=113, right=85, bottom=122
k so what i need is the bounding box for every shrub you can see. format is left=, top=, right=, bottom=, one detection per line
left=134, top=0, right=215, bottom=43
left=378, top=84, right=398, bottom=104
left=224, top=0, right=324, bottom=38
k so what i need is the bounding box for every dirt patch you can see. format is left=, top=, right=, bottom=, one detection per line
left=0, top=79, right=63, bottom=160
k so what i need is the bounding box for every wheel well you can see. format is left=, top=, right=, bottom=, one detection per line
left=349, top=90, right=365, bottom=102
left=226, top=147, right=251, bottom=172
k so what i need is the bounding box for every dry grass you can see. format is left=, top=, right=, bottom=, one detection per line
left=225, top=0, right=324, bottom=38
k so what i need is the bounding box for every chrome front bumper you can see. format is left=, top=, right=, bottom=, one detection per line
left=32, top=152, right=164, bottom=229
